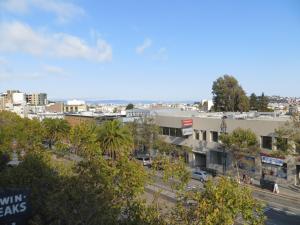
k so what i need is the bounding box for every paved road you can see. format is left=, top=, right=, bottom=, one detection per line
left=264, top=207, right=300, bottom=225
left=146, top=175, right=300, bottom=225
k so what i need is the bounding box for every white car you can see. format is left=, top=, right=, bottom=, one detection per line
left=191, top=170, right=208, bottom=182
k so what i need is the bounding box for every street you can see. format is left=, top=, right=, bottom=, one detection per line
left=145, top=175, right=300, bottom=225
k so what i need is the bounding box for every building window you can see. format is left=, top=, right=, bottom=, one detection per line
left=210, top=151, right=222, bottom=165
left=261, top=136, right=272, bottom=150
left=202, top=131, right=207, bottom=141
left=211, top=131, right=219, bottom=142
left=175, top=128, right=183, bottom=137
left=162, top=127, right=169, bottom=136
left=170, top=128, right=176, bottom=137
left=195, top=130, right=200, bottom=140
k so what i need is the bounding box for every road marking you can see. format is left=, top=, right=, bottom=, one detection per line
left=286, top=211, right=297, bottom=215
left=263, top=207, right=272, bottom=213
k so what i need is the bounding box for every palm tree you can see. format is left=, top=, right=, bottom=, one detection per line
left=98, top=120, right=133, bottom=160
left=42, top=118, right=70, bottom=149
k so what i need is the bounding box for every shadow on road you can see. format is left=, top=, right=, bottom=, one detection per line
left=265, top=208, right=300, bottom=225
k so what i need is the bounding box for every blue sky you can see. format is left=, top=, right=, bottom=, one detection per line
left=0, top=0, right=300, bottom=101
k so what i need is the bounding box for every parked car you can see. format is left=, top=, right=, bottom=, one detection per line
left=136, top=157, right=152, bottom=167
left=191, top=170, right=208, bottom=182
left=260, top=178, right=275, bottom=191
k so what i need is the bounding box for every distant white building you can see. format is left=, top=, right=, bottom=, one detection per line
left=201, top=99, right=214, bottom=111
left=67, top=99, right=85, bottom=105
left=12, top=92, right=26, bottom=105
left=126, top=109, right=150, bottom=117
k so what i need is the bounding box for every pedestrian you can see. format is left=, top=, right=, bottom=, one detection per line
left=273, top=182, right=279, bottom=194
left=262, top=169, right=266, bottom=179
left=250, top=177, right=253, bottom=185
left=242, top=174, right=246, bottom=183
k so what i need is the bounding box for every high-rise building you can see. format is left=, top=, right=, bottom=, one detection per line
left=26, top=93, right=48, bottom=106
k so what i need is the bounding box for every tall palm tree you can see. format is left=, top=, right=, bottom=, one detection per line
left=42, top=118, right=70, bottom=149
left=98, top=120, right=133, bottom=160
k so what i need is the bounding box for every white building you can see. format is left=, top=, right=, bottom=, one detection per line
left=12, top=92, right=26, bottom=105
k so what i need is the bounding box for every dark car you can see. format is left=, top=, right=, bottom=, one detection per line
left=260, top=178, right=275, bottom=191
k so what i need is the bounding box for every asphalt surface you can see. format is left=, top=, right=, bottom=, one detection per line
left=146, top=174, right=300, bottom=225
left=264, top=207, right=300, bottom=225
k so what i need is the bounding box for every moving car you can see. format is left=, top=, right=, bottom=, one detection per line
left=191, top=170, right=208, bottom=182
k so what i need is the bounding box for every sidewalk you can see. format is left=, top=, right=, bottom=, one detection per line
left=244, top=178, right=300, bottom=200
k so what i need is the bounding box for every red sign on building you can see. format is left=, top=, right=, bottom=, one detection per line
left=181, top=119, right=193, bottom=127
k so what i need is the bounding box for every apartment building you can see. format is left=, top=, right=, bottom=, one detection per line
left=1, top=90, right=21, bottom=105
left=153, top=109, right=300, bottom=185
left=26, top=93, right=48, bottom=106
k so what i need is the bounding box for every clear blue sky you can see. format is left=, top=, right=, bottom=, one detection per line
left=0, top=0, right=299, bottom=101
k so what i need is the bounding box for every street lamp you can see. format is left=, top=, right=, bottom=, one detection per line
left=220, top=116, right=227, bottom=175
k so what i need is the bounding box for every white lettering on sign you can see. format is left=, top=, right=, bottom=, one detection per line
left=0, top=194, right=27, bottom=218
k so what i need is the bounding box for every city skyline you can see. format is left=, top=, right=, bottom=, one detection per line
left=0, top=0, right=300, bottom=100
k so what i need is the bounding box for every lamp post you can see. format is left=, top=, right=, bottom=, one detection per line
left=220, top=116, right=227, bottom=175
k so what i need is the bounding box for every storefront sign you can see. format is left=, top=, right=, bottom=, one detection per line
left=181, top=119, right=193, bottom=127
left=261, top=156, right=284, bottom=166
left=182, top=127, right=193, bottom=136
left=0, top=190, right=30, bottom=225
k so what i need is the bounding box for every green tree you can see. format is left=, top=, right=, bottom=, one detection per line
left=274, top=113, right=300, bottom=155
left=42, top=118, right=70, bottom=149
left=257, top=92, right=269, bottom=112
left=69, top=122, right=100, bottom=158
left=126, top=103, right=134, bottom=110
left=249, top=93, right=258, bottom=110
left=172, top=177, right=265, bottom=225
left=127, top=117, right=160, bottom=156
left=98, top=120, right=133, bottom=160
left=212, top=75, right=249, bottom=112
left=220, top=128, right=259, bottom=180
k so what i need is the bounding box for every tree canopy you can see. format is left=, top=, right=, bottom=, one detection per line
left=212, top=75, right=249, bottom=112
left=220, top=128, right=259, bottom=179
left=126, top=103, right=134, bottom=110
left=0, top=111, right=265, bottom=225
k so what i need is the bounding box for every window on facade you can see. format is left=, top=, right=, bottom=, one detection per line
left=210, top=151, right=222, bottom=165
left=261, top=136, right=272, bottom=150
left=162, top=127, right=169, bottom=136
left=176, top=128, right=183, bottom=137
left=170, top=128, right=176, bottom=137
left=211, top=131, right=219, bottom=142
left=202, top=131, right=207, bottom=141
left=195, top=130, right=200, bottom=140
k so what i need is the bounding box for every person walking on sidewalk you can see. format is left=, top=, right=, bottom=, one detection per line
left=273, top=182, right=279, bottom=194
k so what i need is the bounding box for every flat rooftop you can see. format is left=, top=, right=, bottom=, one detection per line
left=151, top=109, right=291, bottom=122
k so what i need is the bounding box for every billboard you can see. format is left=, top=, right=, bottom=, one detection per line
left=182, top=127, right=193, bottom=136
left=0, top=189, right=31, bottom=225
left=181, top=119, right=193, bottom=127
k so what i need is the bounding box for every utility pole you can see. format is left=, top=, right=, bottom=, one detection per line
left=220, top=115, right=227, bottom=175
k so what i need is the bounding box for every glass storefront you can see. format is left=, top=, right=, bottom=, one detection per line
left=261, top=155, right=287, bottom=179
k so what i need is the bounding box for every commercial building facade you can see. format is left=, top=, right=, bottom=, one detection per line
left=153, top=110, right=299, bottom=185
